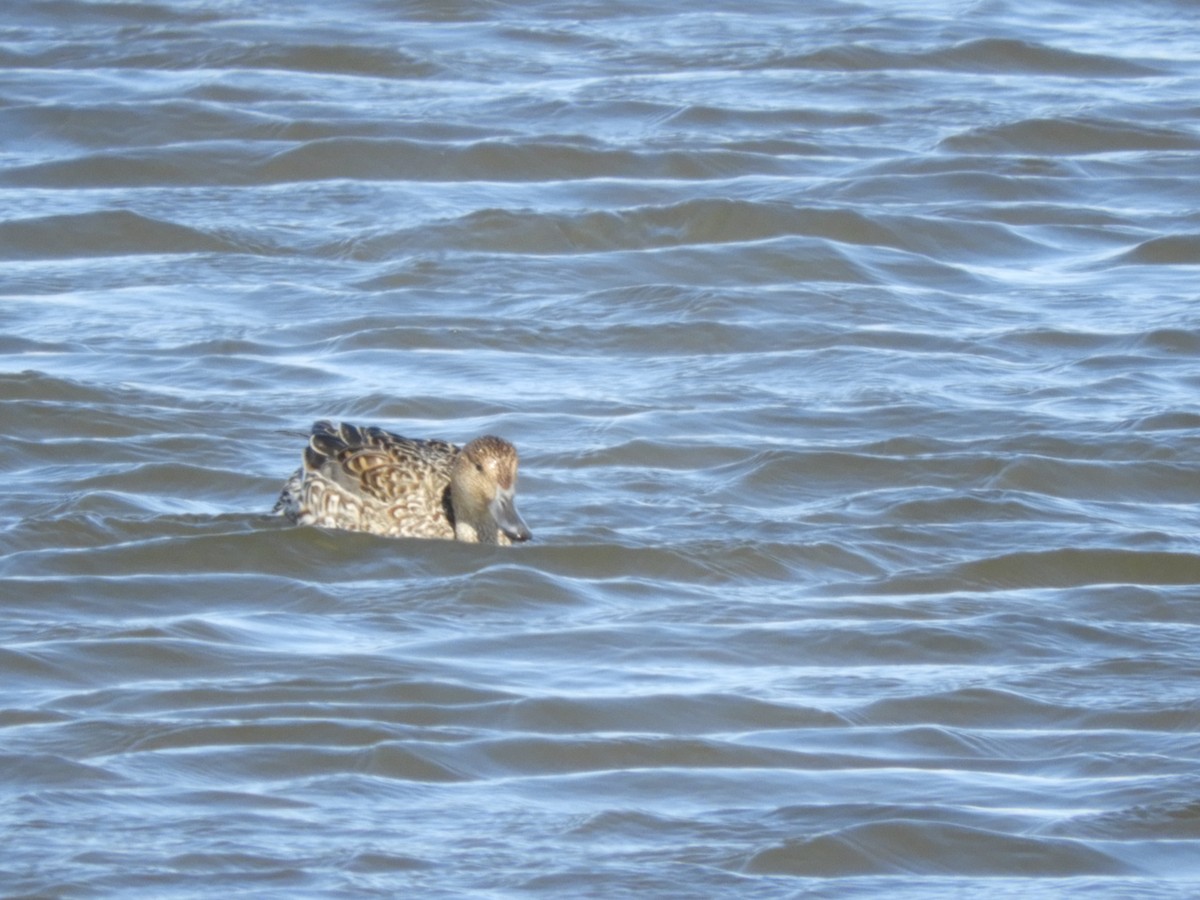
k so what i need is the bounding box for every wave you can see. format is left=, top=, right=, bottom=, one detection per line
left=1108, top=234, right=1200, bottom=267
left=0, top=210, right=241, bottom=259
left=941, top=116, right=1200, bottom=155
left=746, top=819, right=1132, bottom=877
left=770, top=37, right=1160, bottom=78
left=862, top=547, right=1200, bottom=595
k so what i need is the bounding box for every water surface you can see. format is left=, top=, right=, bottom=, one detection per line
left=3, top=0, right=1200, bottom=896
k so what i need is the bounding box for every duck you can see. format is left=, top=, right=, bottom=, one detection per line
left=274, top=420, right=531, bottom=545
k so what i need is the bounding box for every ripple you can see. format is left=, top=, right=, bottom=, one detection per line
left=0, top=210, right=240, bottom=259
left=774, top=37, right=1161, bottom=78
left=745, top=820, right=1132, bottom=877
left=941, top=116, right=1200, bottom=156
left=1110, top=234, right=1200, bottom=267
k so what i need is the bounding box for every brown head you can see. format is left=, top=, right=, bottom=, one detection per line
left=449, top=435, right=531, bottom=544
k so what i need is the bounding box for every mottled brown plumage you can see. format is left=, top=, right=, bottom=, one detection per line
left=274, top=421, right=530, bottom=545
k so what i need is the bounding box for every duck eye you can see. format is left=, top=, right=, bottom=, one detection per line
left=475, top=462, right=484, bottom=473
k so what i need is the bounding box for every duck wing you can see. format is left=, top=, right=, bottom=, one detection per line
left=306, top=421, right=459, bottom=507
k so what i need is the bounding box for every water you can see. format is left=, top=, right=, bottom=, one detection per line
left=3, top=0, right=1200, bottom=895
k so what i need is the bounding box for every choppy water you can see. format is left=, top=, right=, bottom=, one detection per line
left=3, top=0, right=1200, bottom=895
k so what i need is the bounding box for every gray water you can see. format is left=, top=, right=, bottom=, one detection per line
left=3, top=0, right=1200, bottom=896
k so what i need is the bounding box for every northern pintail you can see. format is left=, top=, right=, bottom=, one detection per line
left=274, top=420, right=531, bottom=545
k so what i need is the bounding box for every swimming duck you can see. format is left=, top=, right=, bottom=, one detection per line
left=274, top=420, right=531, bottom=545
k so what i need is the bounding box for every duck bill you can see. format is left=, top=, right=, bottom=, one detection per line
left=490, top=489, right=531, bottom=543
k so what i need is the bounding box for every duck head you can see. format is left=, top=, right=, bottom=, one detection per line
left=449, top=435, right=531, bottom=545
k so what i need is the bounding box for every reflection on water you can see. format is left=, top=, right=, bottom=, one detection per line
left=3, top=0, right=1200, bottom=895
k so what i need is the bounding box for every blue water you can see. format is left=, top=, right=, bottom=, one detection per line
left=3, top=0, right=1200, bottom=896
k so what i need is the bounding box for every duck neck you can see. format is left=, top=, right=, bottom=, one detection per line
left=453, top=517, right=480, bottom=543
left=453, top=515, right=506, bottom=545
